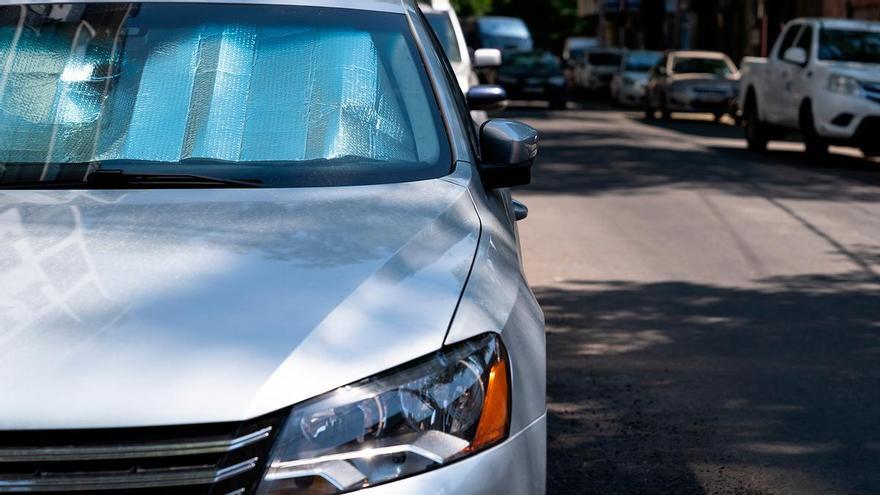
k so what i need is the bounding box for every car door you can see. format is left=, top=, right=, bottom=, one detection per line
left=782, top=24, right=815, bottom=124
left=766, top=23, right=803, bottom=125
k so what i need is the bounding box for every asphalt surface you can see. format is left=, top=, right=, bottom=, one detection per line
left=512, top=103, right=880, bottom=495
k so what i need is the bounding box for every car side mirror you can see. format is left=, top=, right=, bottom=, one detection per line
left=783, top=47, right=808, bottom=66
left=467, top=85, right=508, bottom=111
left=473, top=48, right=502, bottom=68
left=478, top=119, right=538, bottom=189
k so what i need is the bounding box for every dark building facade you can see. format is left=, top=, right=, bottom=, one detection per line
left=584, top=0, right=880, bottom=63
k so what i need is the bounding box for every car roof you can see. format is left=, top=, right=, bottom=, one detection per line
left=0, top=0, right=408, bottom=13
left=794, top=17, right=880, bottom=31
left=669, top=50, right=731, bottom=59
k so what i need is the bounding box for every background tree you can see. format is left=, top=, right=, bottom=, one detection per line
left=450, top=0, right=493, bottom=16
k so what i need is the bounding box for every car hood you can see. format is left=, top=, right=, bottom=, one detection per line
left=0, top=179, right=480, bottom=429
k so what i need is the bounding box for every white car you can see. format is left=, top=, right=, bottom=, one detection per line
left=562, top=36, right=599, bottom=66
left=419, top=0, right=501, bottom=121
left=740, top=18, right=880, bottom=157
left=611, top=50, right=663, bottom=106
left=573, top=48, right=624, bottom=94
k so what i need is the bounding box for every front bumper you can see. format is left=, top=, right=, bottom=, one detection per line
left=357, top=414, right=547, bottom=495
left=813, top=91, right=880, bottom=143
left=616, top=84, right=647, bottom=105
left=668, top=92, right=735, bottom=113
left=504, top=84, right=567, bottom=102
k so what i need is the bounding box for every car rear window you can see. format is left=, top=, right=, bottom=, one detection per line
left=0, top=3, right=452, bottom=188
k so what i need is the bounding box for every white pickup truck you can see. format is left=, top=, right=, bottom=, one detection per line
left=739, top=18, right=880, bottom=157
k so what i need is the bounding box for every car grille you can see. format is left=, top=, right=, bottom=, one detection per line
left=861, top=81, right=880, bottom=104
left=0, top=411, right=287, bottom=494
left=692, top=86, right=728, bottom=95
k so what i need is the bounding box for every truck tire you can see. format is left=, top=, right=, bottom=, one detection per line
left=744, top=96, right=768, bottom=152
left=800, top=102, right=828, bottom=159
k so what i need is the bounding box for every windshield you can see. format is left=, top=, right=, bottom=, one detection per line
left=478, top=17, right=530, bottom=39
left=672, top=57, right=734, bottom=75
left=506, top=52, right=561, bottom=72
left=0, top=3, right=451, bottom=188
left=624, top=52, right=662, bottom=72
left=819, top=28, right=880, bottom=64
left=588, top=52, right=622, bottom=67
left=425, top=12, right=462, bottom=63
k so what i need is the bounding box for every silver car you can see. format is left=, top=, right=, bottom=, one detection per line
left=645, top=50, right=740, bottom=121
left=0, top=0, right=546, bottom=494
left=611, top=51, right=663, bottom=107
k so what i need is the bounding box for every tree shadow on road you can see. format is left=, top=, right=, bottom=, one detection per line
left=540, top=272, right=880, bottom=495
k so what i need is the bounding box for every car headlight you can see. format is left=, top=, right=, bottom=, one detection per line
left=828, top=74, right=861, bottom=96
left=256, top=334, right=510, bottom=494
left=549, top=75, right=566, bottom=86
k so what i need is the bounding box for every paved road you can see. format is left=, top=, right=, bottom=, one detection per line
left=512, top=104, right=880, bottom=495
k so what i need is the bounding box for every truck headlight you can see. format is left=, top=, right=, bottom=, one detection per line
left=828, top=74, right=861, bottom=96
left=256, top=334, right=510, bottom=494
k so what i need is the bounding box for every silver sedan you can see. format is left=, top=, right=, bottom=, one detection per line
left=0, top=0, right=546, bottom=493
left=646, top=50, right=740, bottom=121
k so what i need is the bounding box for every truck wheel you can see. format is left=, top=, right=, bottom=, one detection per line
left=744, top=97, right=768, bottom=152
left=800, top=103, right=828, bottom=159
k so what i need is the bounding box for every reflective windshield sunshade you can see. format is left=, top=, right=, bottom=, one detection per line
left=0, top=4, right=442, bottom=172
left=256, top=334, right=510, bottom=494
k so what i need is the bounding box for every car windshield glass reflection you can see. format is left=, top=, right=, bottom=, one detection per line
left=819, top=28, right=880, bottom=64
left=0, top=3, right=451, bottom=188
left=508, top=52, right=561, bottom=71
left=672, top=57, right=733, bottom=75
left=624, top=53, right=662, bottom=72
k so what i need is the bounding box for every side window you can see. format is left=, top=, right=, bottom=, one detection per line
left=796, top=26, right=814, bottom=58
left=416, top=10, right=479, bottom=156
left=776, top=25, right=802, bottom=59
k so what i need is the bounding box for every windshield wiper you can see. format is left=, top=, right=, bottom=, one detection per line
left=87, top=169, right=263, bottom=188
left=0, top=170, right=263, bottom=189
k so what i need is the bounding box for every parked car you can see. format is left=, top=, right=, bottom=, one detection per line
left=739, top=18, right=880, bottom=157
left=420, top=0, right=501, bottom=92
left=420, top=0, right=502, bottom=122
left=497, top=51, right=569, bottom=109
left=573, top=48, right=624, bottom=94
left=0, top=2, right=547, bottom=495
left=463, top=16, right=534, bottom=56
left=645, top=50, right=740, bottom=121
left=562, top=36, right=600, bottom=67
left=611, top=50, right=663, bottom=106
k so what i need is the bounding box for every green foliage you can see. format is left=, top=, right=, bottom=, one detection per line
left=450, top=0, right=494, bottom=16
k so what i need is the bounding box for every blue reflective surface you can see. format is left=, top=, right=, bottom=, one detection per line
left=0, top=4, right=445, bottom=170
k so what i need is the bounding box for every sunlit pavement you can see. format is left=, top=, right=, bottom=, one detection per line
left=511, top=102, right=880, bottom=495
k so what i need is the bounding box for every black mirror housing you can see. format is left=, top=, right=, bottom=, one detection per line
left=467, top=85, right=508, bottom=112
left=479, top=119, right=539, bottom=189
